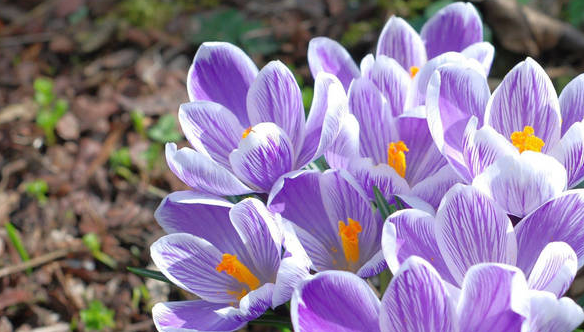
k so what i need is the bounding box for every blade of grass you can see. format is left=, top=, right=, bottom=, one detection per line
left=5, top=222, right=32, bottom=274
left=127, top=267, right=172, bottom=284
left=373, top=186, right=396, bottom=220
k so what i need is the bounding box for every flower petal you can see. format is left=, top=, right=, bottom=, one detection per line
left=150, top=233, right=242, bottom=303
left=461, top=42, right=495, bottom=74
left=425, top=62, right=491, bottom=181
left=458, top=264, right=529, bottom=332
left=268, top=170, right=342, bottom=272
left=385, top=210, right=456, bottom=284
left=321, top=170, right=384, bottom=275
left=229, top=198, right=283, bottom=284
left=178, top=101, right=244, bottom=168
left=435, top=184, right=517, bottom=285
left=238, top=283, right=274, bottom=320
left=484, top=57, right=561, bottom=152
left=363, top=55, right=411, bottom=117
left=165, top=143, right=252, bottom=196
left=229, top=122, right=294, bottom=192
left=247, top=61, right=305, bottom=152
left=379, top=256, right=457, bottom=332
left=291, top=271, right=381, bottom=332
left=526, top=242, right=577, bottom=297
left=411, top=165, right=462, bottom=210
left=153, top=300, right=246, bottom=332
left=421, top=2, right=483, bottom=59
left=472, top=151, right=567, bottom=217
left=515, top=190, right=584, bottom=274
left=348, top=157, right=411, bottom=201
left=523, top=290, right=584, bottom=332
left=307, top=37, right=360, bottom=91
left=348, top=77, right=392, bottom=164
left=559, top=73, right=584, bottom=135
left=187, top=42, right=258, bottom=126
left=297, top=73, right=348, bottom=167
left=551, top=121, right=584, bottom=188
left=396, top=112, right=448, bottom=186
left=405, top=52, right=470, bottom=111
left=153, top=191, right=250, bottom=250
left=272, top=254, right=310, bottom=307
left=376, top=16, right=427, bottom=71
left=324, top=113, right=360, bottom=169
left=462, top=118, right=518, bottom=179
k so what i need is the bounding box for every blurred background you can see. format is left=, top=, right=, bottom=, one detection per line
left=1, top=0, right=584, bottom=331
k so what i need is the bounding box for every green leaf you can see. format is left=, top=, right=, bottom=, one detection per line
left=5, top=222, right=32, bottom=274
left=110, top=147, right=132, bottom=169
left=80, top=300, right=115, bottom=330
left=373, top=186, right=396, bottom=220
left=25, top=179, right=49, bottom=204
left=147, top=114, right=182, bottom=143
left=127, top=267, right=173, bottom=284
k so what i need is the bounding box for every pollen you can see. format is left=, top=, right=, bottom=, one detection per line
left=338, top=218, right=362, bottom=265
left=387, top=141, right=409, bottom=178
left=510, top=126, right=544, bottom=153
left=227, top=288, right=249, bottom=301
left=216, top=254, right=260, bottom=291
left=242, top=126, right=253, bottom=138
left=409, top=66, right=420, bottom=78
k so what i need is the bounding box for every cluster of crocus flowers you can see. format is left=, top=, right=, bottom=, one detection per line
left=147, top=1, right=584, bottom=331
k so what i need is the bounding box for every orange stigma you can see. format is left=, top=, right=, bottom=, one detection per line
left=510, top=126, right=544, bottom=153
left=338, top=218, right=362, bottom=266
left=216, top=253, right=260, bottom=296
left=387, top=141, right=409, bottom=178
left=409, top=66, right=420, bottom=78
left=242, top=126, right=253, bottom=139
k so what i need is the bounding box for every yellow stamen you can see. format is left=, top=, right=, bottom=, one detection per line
left=510, top=126, right=544, bottom=153
left=409, top=66, right=420, bottom=78
left=387, top=141, right=409, bottom=178
left=216, top=254, right=260, bottom=291
left=242, top=126, right=253, bottom=139
left=338, top=218, right=362, bottom=265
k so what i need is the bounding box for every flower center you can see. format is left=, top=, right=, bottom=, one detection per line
left=409, top=66, right=420, bottom=78
left=338, top=218, right=362, bottom=265
left=242, top=126, right=253, bottom=139
left=510, top=126, right=544, bottom=153
left=216, top=253, right=260, bottom=299
left=387, top=141, right=409, bottom=178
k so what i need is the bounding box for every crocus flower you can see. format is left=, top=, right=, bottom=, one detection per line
left=268, top=169, right=386, bottom=277
left=167, top=42, right=347, bottom=195
left=383, top=183, right=584, bottom=299
left=307, top=2, right=493, bottom=92
left=427, top=58, right=584, bottom=192
left=150, top=191, right=310, bottom=331
left=291, top=256, right=584, bottom=332
left=324, top=67, right=463, bottom=210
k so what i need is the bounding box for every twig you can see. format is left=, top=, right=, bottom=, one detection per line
left=0, top=247, right=79, bottom=278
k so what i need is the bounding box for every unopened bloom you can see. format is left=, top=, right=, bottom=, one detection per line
left=167, top=42, right=347, bottom=195
left=383, top=183, right=584, bottom=298
left=268, top=169, right=386, bottom=277
left=151, top=192, right=309, bottom=331
left=307, top=2, right=493, bottom=109
left=291, top=256, right=584, bottom=332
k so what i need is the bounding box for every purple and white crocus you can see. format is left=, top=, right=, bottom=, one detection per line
left=383, top=183, right=584, bottom=299
left=291, top=256, right=584, bottom=332
left=324, top=64, right=462, bottom=210
left=167, top=42, right=347, bottom=195
left=427, top=58, right=584, bottom=216
left=268, top=169, right=386, bottom=277
left=307, top=2, right=493, bottom=92
left=150, top=192, right=310, bottom=331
